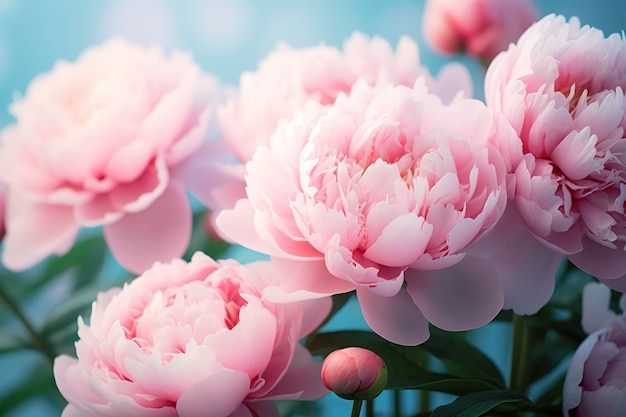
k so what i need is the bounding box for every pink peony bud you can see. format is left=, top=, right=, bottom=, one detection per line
left=422, top=0, right=538, bottom=61
left=321, top=347, right=388, bottom=400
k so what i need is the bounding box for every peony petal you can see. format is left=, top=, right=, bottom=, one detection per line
left=363, top=213, right=432, bottom=267
left=215, top=199, right=282, bottom=257
left=298, top=296, right=333, bottom=338
left=171, top=142, right=246, bottom=211
left=599, top=275, right=626, bottom=293
left=104, top=182, right=191, bottom=273
left=262, top=258, right=355, bottom=302
left=61, top=405, right=92, bottom=417
left=240, top=402, right=280, bottom=417
left=262, top=345, right=328, bottom=401
left=563, top=332, right=599, bottom=413
left=105, top=140, right=154, bottom=183
left=405, top=256, right=503, bottom=331
left=578, top=386, right=626, bottom=417
left=569, top=236, right=626, bottom=279
left=177, top=370, right=250, bottom=417
left=357, top=288, right=430, bottom=346
left=467, top=204, right=563, bottom=314
left=581, top=283, right=617, bottom=334
left=2, top=194, right=79, bottom=271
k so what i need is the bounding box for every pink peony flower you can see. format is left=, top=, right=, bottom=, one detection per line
left=484, top=14, right=626, bottom=299
left=217, top=79, right=512, bottom=345
left=0, top=38, right=239, bottom=273
left=422, top=0, right=538, bottom=62
left=563, top=282, right=626, bottom=417
left=53, top=252, right=330, bottom=417
left=215, top=32, right=472, bottom=211
left=321, top=347, right=388, bottom=401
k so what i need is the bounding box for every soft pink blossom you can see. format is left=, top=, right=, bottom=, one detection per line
left=563, top=282, right=626, bottom=417
left=0, top=38, right=239, bottom=273
left=217, top=80, right=512, bottom=345
left=422, top=0, right=538, bottom=61
left=54, top=252, right=330, bottom=417
left=484, top=14, right=626, bottom=298
left=215, top=32, right=472, bottom=211
left=321, top=347, right=387, bottom=400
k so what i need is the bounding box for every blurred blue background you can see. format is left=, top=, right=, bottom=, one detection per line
left=0, top=1, right=623, bottom=416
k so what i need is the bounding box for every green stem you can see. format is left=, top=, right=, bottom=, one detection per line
left=419, top=389, right=430, bottom=414
left=510, top=314, right=532, bottom=393
left=351, top=399, right=363, bottom=417
left=365, top=399, right=374, bottom=417
left=393, top=390, right=401, bottom=417
left=0, top=281, right=55, bottom=362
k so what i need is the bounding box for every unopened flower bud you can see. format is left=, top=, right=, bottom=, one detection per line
left=321, top=347, right=388, bottom=400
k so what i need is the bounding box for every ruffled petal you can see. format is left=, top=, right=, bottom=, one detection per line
left=262, top=258, right=355, bottom=302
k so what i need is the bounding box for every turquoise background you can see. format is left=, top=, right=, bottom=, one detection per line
left=0, top=1, right=623, bottom=416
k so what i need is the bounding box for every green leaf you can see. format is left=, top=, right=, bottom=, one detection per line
left=306, top=330, right=424, bottom=378
left=0, top=326, right=31, bottom=354
left=431, top=390, right=530, bottom=417
left=421, top=328, right=506, bottom=388
left=390, top=373, right=500, bottom=396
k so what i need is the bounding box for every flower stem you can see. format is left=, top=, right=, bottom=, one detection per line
left=0, top=281, right=55, bottom=362
left=366, top=399, right=374, bottom=417
left=510, top=313, right=532, bottom=393
left=351, top=399, right=363, bottom=417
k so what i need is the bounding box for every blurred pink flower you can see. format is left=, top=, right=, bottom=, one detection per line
left=0, top=185, right=5, bottom=241
left=321, top=347, right=387, bottom=400
left=217, top=80, right=511, bottom=345
left=484, top=14, right=626, bottom=300
left=54, top=252, right=330, bottom=417
left=563, top=282, right=626, bottom=417
left=422, top=0, right=538, bottom=61
left=0, top=38, right=238, bottom=273
left=215, top=32, right=472, bottom=211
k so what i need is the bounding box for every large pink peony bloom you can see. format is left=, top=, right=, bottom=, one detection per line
left=422, top=0, right=538, bottom=62
left=54, top=252, right=330, bottom=417
left=215, top=32, right=472, bottom=210
left=0, top=38, right=238, bottom=273
left=484, top=14, right=626, bottom=299
left=217, top=80, right=512, bottom=345
left=563, top=282, right=626, bottom=417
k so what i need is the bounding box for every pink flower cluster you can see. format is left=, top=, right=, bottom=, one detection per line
left=0, top=3, right=623, bottom=414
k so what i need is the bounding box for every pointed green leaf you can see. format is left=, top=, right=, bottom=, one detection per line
left=431, top=390, right=530, bottom=417
left=421, top=328, right=506, bottom=387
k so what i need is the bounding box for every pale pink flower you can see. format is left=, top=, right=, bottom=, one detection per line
left=0, top=38, right=239, bottom=273
left=54, top=252, right=330, bottom=417
left=217, top=80, right=511, bottom=345
left=422, top=0, right=538, bottom=61
left=215, top=32, right=472, bottom=210
left=563, top=282, right=626, bottom=417
left=484, top=14, right=626, bottom=301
